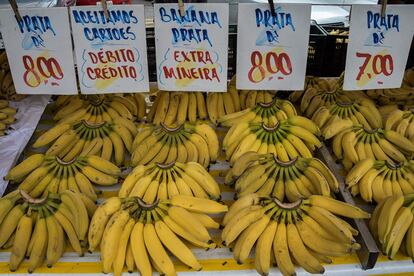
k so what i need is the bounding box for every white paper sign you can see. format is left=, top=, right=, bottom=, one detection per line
left=70, top=5, right=149, bottom=94
left=344, top=5, right=414, bottom=90
left=236, top=3, right=311, bottom=90
left=0, top=8, right=77, bottom=94
left=154, top=3, right=229, bottom=92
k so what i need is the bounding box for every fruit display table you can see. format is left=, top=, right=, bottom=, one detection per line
left=0, top=95, right=50, bottom=195
left=0, top=115, right=412, bottom=276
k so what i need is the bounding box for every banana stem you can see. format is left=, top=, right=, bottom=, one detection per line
left=81, top=120, right=107, bottom=129
left=272, top=197, right=303, bottom=210
left=20, top=189, right=48, bottom=205
left=160, top=122, right=184, bottom=133
left=55, top=156, right=77, bottom=166
left=273, top=156, right=298, bottom=167
left=156, top=162, right=176, bottom=170
left=136, top=198, right=160, bottom=210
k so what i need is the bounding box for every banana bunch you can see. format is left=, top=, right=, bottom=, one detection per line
left=379, top=104, right=400, bottom=125
left=223, top=118, right=321, bottom=164
left=5, top=154, right=120, bottom=200
left=0, top=99, right=17, bottom=136
left=131, top=122, right=218, bottom=168
left=218, top=98, right=297, bottom=127
left=0, top=51, right=24, bottom=101
left=33, top=119, right=136, bottom=166
left=330, top=125, right=414, bottom=171
left=222, top=194, right=369, bottom=276
left=208, top=88, right=276, bottom=125
left=300, top=86, right=367, bottom=118
left=224, top=75, right=276, bottom=111
left=225, top=152, right=338, bottom=200
left=54, top=94, right=146, bottom=124
left=119, top=161, right=220, bottom=201
left=0, top=190, right=95, bottom=272
left=313, top=99, right=383, bottom=135
left=369, top=194, right=414, bottom=259
left=147, top=91, right=207, bottom=126
left=365, top=68, right=414, bottom=105
left=289, top=76, right=338, bottom=103
left=89, top=195, right=227, bottom=276
left=365, top=87, right=414, bottom=106
left=237, top=90, right=276, bottom=109
left=385, top=109, right=414, bottom=140
left=345, top=159, right=414, bottom=203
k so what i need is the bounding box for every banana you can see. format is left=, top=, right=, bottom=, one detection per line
left=207, top=92, right=219, bottom=124
left=237, top=214, right=271, bottom=263
left=84, top=155, right=120, bottom=176
left=273, top=219, right=296, bottom=276
left=176, top=93, right=189, bottom=124
left=27, top=215, right=47, bottom=273
left=175, top=162, right=220, bottom=199
left=5, top=154, right=44, bottom=180
left=113, top=219, right=135, bottom=276
left=287, top=222, right=325, bottom=274
left=196, top=92, right=208, bottom=119
left=0, top=203, right=26, bottom=247
left=164, top=93, right=179, bottom=126
left=33, top=123, right=72, bottom=148
left=88, top=196, right=122, bottom=251
left=101, top=210, right=130, bottom=273
left=168, top=206, right=211, bottom=243
left=53, top=208, right=83, bottom=256
left=307, top=195, right=370, bottom=218
left=143, top=220, right=177, bottom=276
left=45, top=212, right=64, bottom=267
left=345, top=158, right=375, bottom=187
left=296, top=219, right=353, bottom=256
left=130, top=221, right=152, bottom=276
left=81, top=165, right=118, bottom=186
left=385, top=207, right=413, bottom=258
left=155, top=218, right=201, bottom=270
left=192, top=123, right=219, bottom=162
left=108, top=131, right=125, bottom=166
left=378, top=195, right=404, bottom=244
left=384, top=130, right=414, bottom=153
left=9, top=214, right=33, bottom=271
left=170, top=195, right=227, bottom=213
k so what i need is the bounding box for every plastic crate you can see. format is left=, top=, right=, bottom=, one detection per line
left=321, top=25, right=349, bottom=77
left=306, top=23, right=328, bottom=77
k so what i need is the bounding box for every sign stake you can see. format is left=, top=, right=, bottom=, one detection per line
left=101, top=0, right=109, bottom=21
left=178, top=0, right=185, bottom=17
left=381, top=0, right=387, bottom=17
left=268, top=0, right=276, bottom=18
left=8, top=0, right=22, bottom=22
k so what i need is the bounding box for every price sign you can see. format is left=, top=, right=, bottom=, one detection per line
left=70, top=5, right=149, bottom=94
left=154, top=3, right=229, bottom=92
left=344, top=5, right=414, bottom=90
left=236, top=3, right=311, bottom=90
left=0, top=8, right=77, bottom=94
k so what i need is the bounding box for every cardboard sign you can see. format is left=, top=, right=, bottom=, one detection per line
left=236, top=3, right=311, bottom=90
left=344, top=5, right=414, bottom=90
left=154, top=3, right=229, bottom=92
left=70, top=5, right=149, bottom=94
left=0, top=8, right=77, bottom=94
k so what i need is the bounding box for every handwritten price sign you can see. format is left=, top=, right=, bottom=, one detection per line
left=0, top=8, right=77, bottom=94
left=344, top=5, right=414, bottom=90
left=154, top=3, right=229, bottom=92
left=236, top=3, right=311, bottom=90
left=70, top=5, right=149, bottom=94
